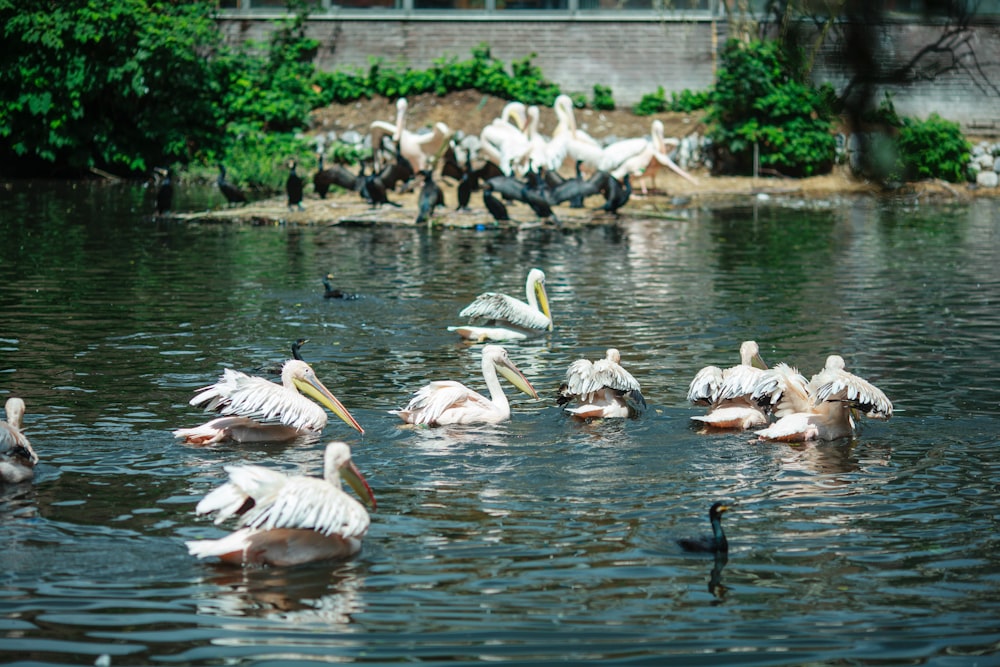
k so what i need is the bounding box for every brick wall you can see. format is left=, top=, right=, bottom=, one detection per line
left=218, top=16, right=1000, bottom=128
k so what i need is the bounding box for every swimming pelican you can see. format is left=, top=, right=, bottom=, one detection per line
left=174, top=360, right=364, bottom=445
left=1, top=397, right=39, bottom=484
left=752, top=355, right=893, bottom=442
left=186, top=441, right=376, bottom=566
left=391, top=345, right=539, bottom=426
left=558, top=348, right=646, bottom=419
left=688, top=341, right=770, bottom=430
left=447, top=268, right=552, bottom=342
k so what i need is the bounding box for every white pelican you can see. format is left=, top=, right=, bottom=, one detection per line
left=1, top=397, right=39, bottom=484
left=447, top=268, right=552, bottom=342
left=174, top=359, right=364, bottom=445
left=688, top=341, right=770, bottom=430
left=558, top=348, right=646, bottom=419
left=752, top=355, right=893, bottom=442
left=391, top=345, right=539, bottom=426
left=186, top=441, right=376, bottom=566
left=371, top=98, right=451, bottom=173
left=604, top=120, right=699, bottom=194
left=479, top=101, right=530, bottom=175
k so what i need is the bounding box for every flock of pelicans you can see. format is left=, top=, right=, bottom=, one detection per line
left=2, top=268, right=892, bottom=568
left=153, top=94, right=700, bottom=223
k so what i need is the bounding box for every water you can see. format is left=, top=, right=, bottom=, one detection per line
left=1, top=181, right=999, bottom=665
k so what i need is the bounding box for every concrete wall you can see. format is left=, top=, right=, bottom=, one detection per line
left=217, top=16, right=1000, bottom=129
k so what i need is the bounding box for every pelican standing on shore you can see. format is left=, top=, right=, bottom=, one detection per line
left=391, top=345, right=539, bottom=426
left=1, top=397, right=39, bottom=483
left=174, top=360, right=364, bottom=445
left=448, top=268, right=553, bottom=342
left=752, top=354, right=893, bottom=442
left=558, top=348, right=646, bottom=419
left=186, top=441, right=376, bottom=566
left=688, top=340, right=770, bottom=430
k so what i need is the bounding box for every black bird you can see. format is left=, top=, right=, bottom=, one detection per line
left=456, top=153, right=473, bottom=211
left=314, top=153, right=362, bottom=198
left=677, top=502, right=730, bottom=553
left=322, top=273, right=359, bottom=300
left=597, top=173, right=632, bottom=215
left=290, top=338, right=308, bottom=360
left=439, top=146, right=464, bottom=182
left=484, top=174, right=529, bottom=203
left=378, top=141, right=415, bottom=193
left=522, top=168, right=559, bottom=225
left=360, top=162, right=400, bottom=209
left=154, top=167, right=173, bottom=215
left=286, top=158, right=304, bottom=210
left=416, top=169, right=445, bottom=224
left=551, top=161, right=603, bottom=208
left=252, top=338, right=309, bottom=377
left=483, top=187, right=510, bottom=223
left=217, top=165, right=247, bottom=206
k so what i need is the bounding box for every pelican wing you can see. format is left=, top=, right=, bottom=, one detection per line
left=196, top=464, right=289, bottom=524
left=562, top=359, right=599, bottom=397
left=812, top=372, right=893, bottom=419
left=753, top=363, right=812, bottom=418
left=594, top=358, right=641, bottom=393
left=395, top=381, right=478, bottom=426
left=190, top=369, right=325, bottom=431
left=241, top=476, right=370, bottom=539
left=687, top=365, right=723, bottom=405
left=717, top=364, right=765, bottom=401
left=459, top=293, right=550, bottom=331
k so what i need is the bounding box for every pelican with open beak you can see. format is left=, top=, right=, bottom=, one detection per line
left=187, top=441, right=376, bottom=566
left=174, top=359, right=363, bottom=445
left=448, top=268, right=552, bottom=342
left=392, top=345, right=539, bottom=426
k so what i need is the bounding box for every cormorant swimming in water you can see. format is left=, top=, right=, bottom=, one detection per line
left=677, top=502, right=730, bottom=553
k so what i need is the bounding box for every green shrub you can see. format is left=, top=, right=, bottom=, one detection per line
left=592, top=84, right=615, bottom=111
left=706, top=39, right=836, bottom=177
left=667, top=89, right=710, bottom=112
left=634, top=87, right=667, bottom=116
left=896, top=113, right=970, bottom=183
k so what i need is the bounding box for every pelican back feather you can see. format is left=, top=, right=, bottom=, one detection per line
left=812, top=371, right=893, bottom=419
left=753, top=363, right=812, bottom=418
left=191, top=369, right=327, bottom=431
left=241, top=476, right=370, bottom=539
left=687, top=365, right=723, bottom=405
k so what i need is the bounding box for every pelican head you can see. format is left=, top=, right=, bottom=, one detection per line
left=825, top=354, right=846, bottom=371
left=4, top=397, right=26, bottom=430
left=282, top=360, right=365, bottom=435
left=324, top=441, right=377, bottom=511
left=501, top=102, right=528, bottom=132
left=483, top=345, right=539, bottom=399
left=396, top=97, right=408, bottom=112
left=526, top=268, right=552, bottom=330
left=740, top=341, right=767, bottom=370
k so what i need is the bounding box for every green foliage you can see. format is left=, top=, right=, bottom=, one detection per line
left=592, top=84, right=615, bottom=111
left=634, top=87, right=667, bottom=116
left=706, top=39, right=836, bottom=177
left=0, top=0, right=227, bottom=175
left=896, top=113, right=970, bottom=183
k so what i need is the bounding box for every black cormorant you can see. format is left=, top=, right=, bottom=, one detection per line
left=483, top=188, right=510, bottom=223
left=217, top=165, right=247, bottom=206
left=154, top=167, right=173, bottom=215
left=322, top=273, right=359, bottom=300
left=416, top=169, right=445, bottom=224
left=286, top=158, right=304, bottom=210
left=677, top=502, right=730, bottom=553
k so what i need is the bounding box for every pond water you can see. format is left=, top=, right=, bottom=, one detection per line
left=1, top=181, right=999, bottom=666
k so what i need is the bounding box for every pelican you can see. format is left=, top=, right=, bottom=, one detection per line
left=752, top=355, right=893, bottom=442
left=174, top=359, right=364, bottom=445
left=447, top=268, right=552, bottom=342
left=391, top=345, right=539, bottom=426
left=479, top=101, right=530, bottom=175
left=603, top=120, right=699, bottom=194
left=371, top=98, right=451, bottom=173
left=186, top=441, right=376, bottom=566
left=1, top=397, right=39, bottom=484
left=688, top=340, right=770, bottom=430
left=558, top=348, right=646, bottom=419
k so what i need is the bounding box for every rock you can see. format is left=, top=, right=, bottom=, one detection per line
left=976, top=170, right=998, bottom=187
left=994, top=156, right=1000, bottom=173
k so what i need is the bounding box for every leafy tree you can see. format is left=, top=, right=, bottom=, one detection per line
left=0, top=0, right=228, bottom=176
left=706, top=38, right=836, bottom=177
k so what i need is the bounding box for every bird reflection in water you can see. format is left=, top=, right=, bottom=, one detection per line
left=708, top=549, right=729, bottom=601
left=195, top=563, right=366, bottom=624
